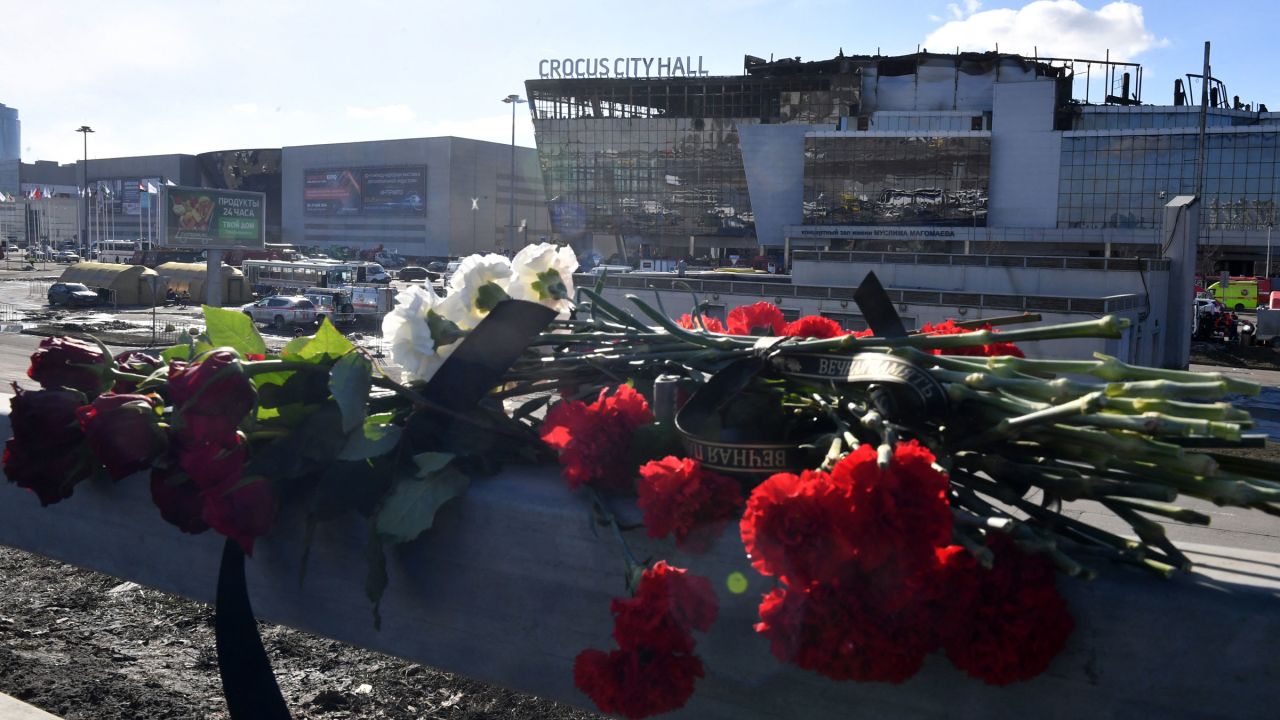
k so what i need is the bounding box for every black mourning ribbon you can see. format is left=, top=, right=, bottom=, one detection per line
left=216, top=539, right=292, bottom=720
left=213, top=299, right=558, bottom=720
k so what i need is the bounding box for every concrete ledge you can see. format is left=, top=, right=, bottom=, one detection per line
left=2, top=462, right=1279, bottom=719
left=0, top=693, right=61, bottom=720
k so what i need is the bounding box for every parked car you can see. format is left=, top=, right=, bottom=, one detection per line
left=54, top=250, right=81, bottom=264
left=48, top=282, right=101, bottom=308
left=241, top=296, right=317, bottom=330
left=397, top=266, right=430, bottom=281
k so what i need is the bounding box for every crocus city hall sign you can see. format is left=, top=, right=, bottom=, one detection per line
left=538, top=56, right=709, bottom=79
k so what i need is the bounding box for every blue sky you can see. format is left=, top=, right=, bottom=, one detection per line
left=4, top=0, right=1277, bottom=165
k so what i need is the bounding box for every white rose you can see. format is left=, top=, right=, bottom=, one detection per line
left=509, top=243, right=578, bottom=313
left=446, top=253, right=514, bottom=328
left=382, top=285, right=466, bottom=384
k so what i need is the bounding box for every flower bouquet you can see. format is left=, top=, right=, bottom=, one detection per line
left=6, top=243, right=1279, bottom=719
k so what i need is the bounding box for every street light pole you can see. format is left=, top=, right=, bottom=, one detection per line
left=501, top=94, right=526, bottom=254
left=1267, top=223, right=1274, bottom=280
left=75, top=126, right=93, bottom=256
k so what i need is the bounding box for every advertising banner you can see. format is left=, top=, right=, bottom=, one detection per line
left=158, top=185, right=266, bottom=250
left=304, top=166, right=426, bottom=216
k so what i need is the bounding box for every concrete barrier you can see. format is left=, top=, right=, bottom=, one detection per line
left=1, top=414, right=1278, bottom=718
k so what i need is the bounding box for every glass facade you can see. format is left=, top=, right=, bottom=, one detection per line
left=1057, top=130, right=1279, bottom=230
left=534, top=117, right=757, bottom=240
left=802, top=135, right=990, bottom=225
left=198, top=149, right=284, bottom=243
left=528, top=71, right=857, bottom=247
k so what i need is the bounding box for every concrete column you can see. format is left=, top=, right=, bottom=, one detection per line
left=206, top=249, right=223, bottom=307
left=1161, top=195, right=1199, bottom=369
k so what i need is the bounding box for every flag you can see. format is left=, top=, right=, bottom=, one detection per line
left=147, top=182, right=158, bottom=194
left=138, top=181, right=146, bottom=191
left=31, top=188, right=41, bottom=199
left=163, top=178, right=176, bottom=186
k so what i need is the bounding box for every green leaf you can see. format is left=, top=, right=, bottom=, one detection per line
left=282, top=317, right=354, bottom=362
left=474, top=282, right=510, bottom=313
left=202, top=305, right=268, bottom=356
left=338, top=413, right=402, bottom=461
left=365, top=528, right=387, bottom=631
left=374, top=465, right=470, bottom=544
left=413, top=452, right=455, bottom=476
left=330, top=353, right=372, bottom=433
left=160, top=341, right=192, bottom=363
left=426, top=310, right=466, bottom=349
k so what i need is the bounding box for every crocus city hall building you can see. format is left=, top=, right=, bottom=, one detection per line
left=526, top=50, right=1278, bottom=274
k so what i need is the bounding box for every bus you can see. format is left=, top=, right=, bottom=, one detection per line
left=95, top=240, right=147, bottom=264
left=242, top=259, right=357, bottom=294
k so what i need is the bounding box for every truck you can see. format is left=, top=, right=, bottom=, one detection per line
left=1243, top=291, right=1280, bottom=346
left=1205, top=276, right=1272, bottom=311
left=303, top=285, right=396, bottom=327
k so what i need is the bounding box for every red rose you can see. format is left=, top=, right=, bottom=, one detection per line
left=726, top=302, right=785, bottom=336
left=755, top=580, right=934, bottom=683
left=611, top=561, right=719, bottom=653
left=111, top=350, right=164, bottom=393
left=76, top=393, right=167, bottom=480
left=178, top=435, right=247, bottom=491
left=941, top=535, right=1074, bottom=685
left=830, top=441, right=953, bottom=576
left=573, top=647, right=703, bottom=720
left=540, top=384, right=654, bottom=491
left=3, top=387, right=93, bottom=505
left=168, top=351, right=255, bottom=442
left=919, top=319, right=1025, bottom=358
left=637, top=456, right=743, bottom=552
left=27, top=336, right=110, bottom=395
left=676, top=314, right=725, bottom=333
left=7, top=385, right=84, bottom=449
left=782, top=315, right=845, bottom=339
left=201, top=475, right=276, bottom=556
left=149, top=466, right=210, bottom=535
left=739, top=468, right=859, bottom=585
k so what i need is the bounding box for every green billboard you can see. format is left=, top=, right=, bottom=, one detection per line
left=158, top=185, right=266, bottom=250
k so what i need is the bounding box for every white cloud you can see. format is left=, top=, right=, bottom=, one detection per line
left=345, top=105, right=417, bottom=123
left=924, top=1, right=1166, bottom=61
left=232, top=103, right=259, bottom=115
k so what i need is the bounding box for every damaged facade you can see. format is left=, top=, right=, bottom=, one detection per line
left=526, top=50, right=1278, bottom=275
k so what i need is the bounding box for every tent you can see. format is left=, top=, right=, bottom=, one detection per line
left=57, top=262, right=161, bottom=306
left=155, top=262, right=249, bottom=305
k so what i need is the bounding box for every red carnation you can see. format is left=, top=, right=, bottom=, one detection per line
left=27, top=336, right=110, bottom=395
left=739, top=468, right=859, bottom=585
left=783, top=315, right=845, bottom=339
left=611, top=561, right=719, bottom=653
left=575, top=562, right=716, bottom=719
left=677, top=314, right=725, bottom=333
left=636, top=456, right=743, bottom=552
left=829, top=441, right=953, bottom=576
left=755, top=580, right=934, bottom=683
left=540, top=384, right=654, bottom=492
left=726, top=302, right=785, bottom=336
left=573, top=647, right=703, bottom=719
left=919, top=319, right=1025, bottom=358
left=941, top=535, right=1074, bottom=685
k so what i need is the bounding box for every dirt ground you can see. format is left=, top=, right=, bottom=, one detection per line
left=0, top=546, right=601, bottom=720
